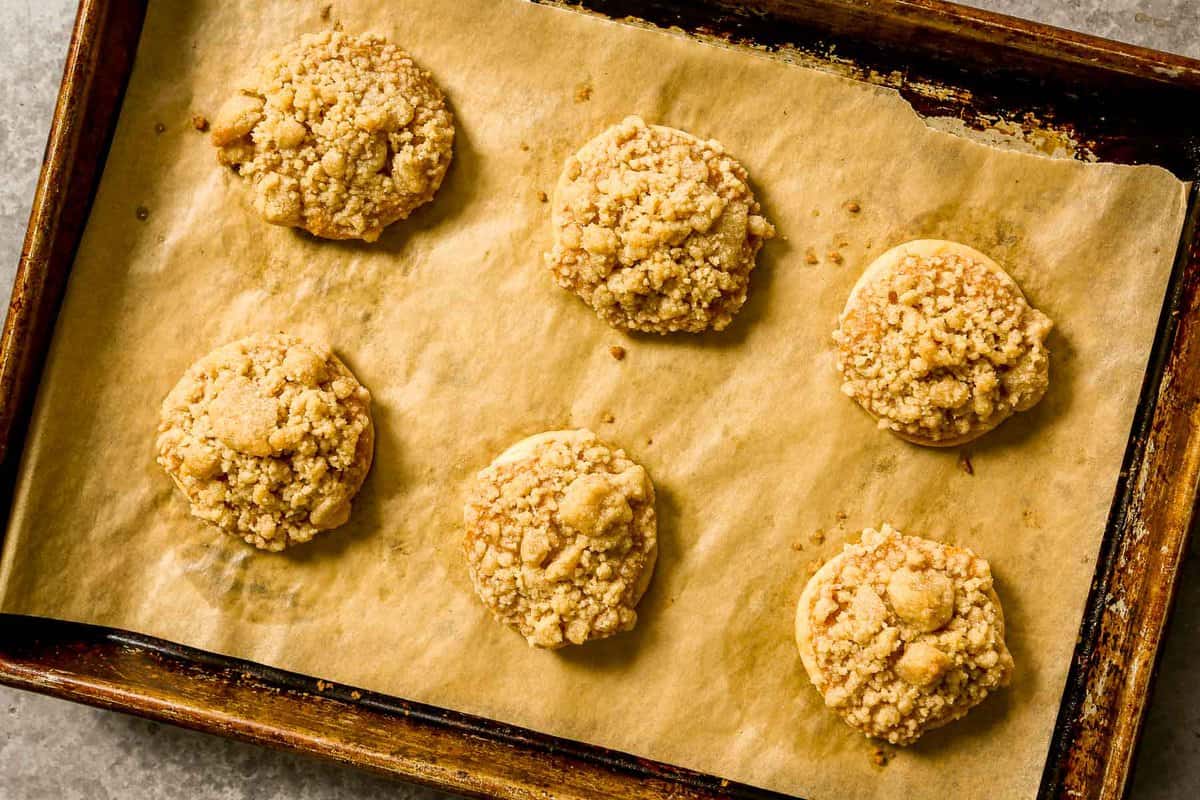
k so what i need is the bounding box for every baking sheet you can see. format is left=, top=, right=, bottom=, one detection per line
left=0, top=0, right=1188, bottom=797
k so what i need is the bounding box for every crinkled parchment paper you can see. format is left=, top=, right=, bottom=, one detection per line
left=0, top=1, right=1188, bottom=797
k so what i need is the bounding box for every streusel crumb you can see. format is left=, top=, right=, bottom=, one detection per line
left=156, top=333, right=373, bottom=551
left=795, top=524, right=1013, bottom=745
left=464, top=429, right=657, bottom=649
left=834, top=240, right=1052, bottom=445
left=547, top=116, right=775, bottom=334
left=212, top=30, right=454, bottom=241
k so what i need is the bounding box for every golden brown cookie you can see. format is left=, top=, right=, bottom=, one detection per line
left=211, top=30, right=454, bottom=241
left=547, top=116, right=775, bottom=334
left=464, top=429, right=657, bottom=648
left=795, top=525, right=1013, bottom=745
left=156, top=333, right=373, bottom=551
left=834, top=240, right=1053, bottom=446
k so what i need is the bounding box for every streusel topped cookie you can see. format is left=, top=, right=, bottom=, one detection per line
left=211, top=30, right=454, bottom=241
left=834, top=240, right=1053, bottom=446
left=547, top=116, right=775, bottom=334
left=156, top=333, right=373, bottom=551
left=464, top=429, right=657, bottom=649
left=795, top=525, right=1013, bottom=745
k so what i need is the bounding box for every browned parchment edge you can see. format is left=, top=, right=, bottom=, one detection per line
left=0, top=615, right=799, bottom=800
left=3, top=2, right=1200, bottom=799
left=750, top=0, right=1200, bottom=88
left=1037, top=188, right=1200, bottom=800
left=0, top=0, right=144, bottom=473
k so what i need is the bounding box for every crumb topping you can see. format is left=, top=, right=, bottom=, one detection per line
left=156, top=333, right=373, bottom=551
left=834, top=249, right=1052, bottom=443
left=547, top=116, right=775, bottom=334
left=464, top=430, right=657, bottom=648
left=800, top=525, right=1013, bottom=744
left=212, top=30, right=454, bottom=241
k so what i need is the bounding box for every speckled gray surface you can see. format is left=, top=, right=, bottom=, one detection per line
left=1, top=1, right=1199, bottom=797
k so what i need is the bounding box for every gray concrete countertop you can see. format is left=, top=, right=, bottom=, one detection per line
left=2, top=1, right=1198, bottom=797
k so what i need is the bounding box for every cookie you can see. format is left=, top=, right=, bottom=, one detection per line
left=547, top=116, right=775, bottom=334
left=464, top=429, right=657, bottom=648
left=834, top=239, right=1053, bottom=446
left=795, top=525, right=1013, bottom=745
left=211, top=30, right=454, bottom=241
left=156, top=333, right=374, bottom=551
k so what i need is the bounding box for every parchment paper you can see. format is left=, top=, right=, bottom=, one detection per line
left=0, top=1, right=1189, bottom=797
